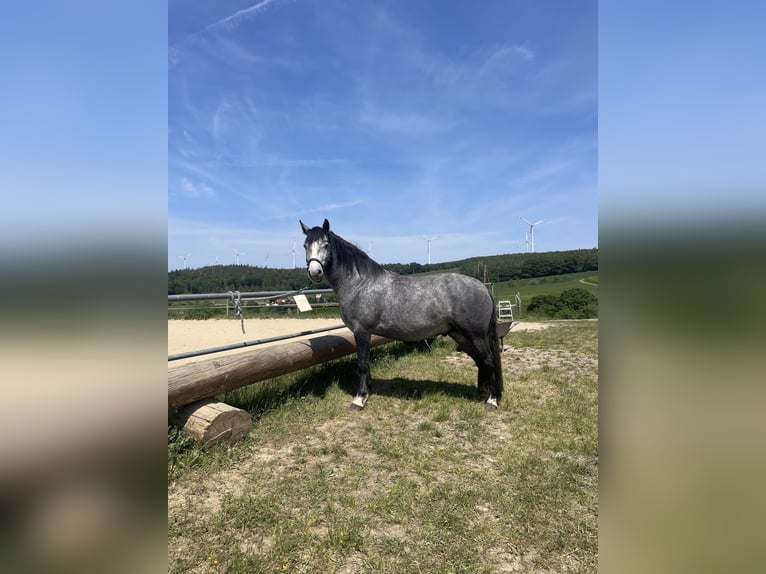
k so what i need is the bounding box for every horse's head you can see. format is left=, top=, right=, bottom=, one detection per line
left=300, top=218, right=331, bottom=283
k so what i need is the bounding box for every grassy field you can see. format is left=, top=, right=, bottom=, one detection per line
left=493, top=271, right=598, bottom=303
left=168, top=320, right=598, bottom=573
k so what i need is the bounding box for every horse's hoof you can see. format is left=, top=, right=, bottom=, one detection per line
left=484, top=402, right=498, bottom=412
left=350, top=395, right=367, bottom=410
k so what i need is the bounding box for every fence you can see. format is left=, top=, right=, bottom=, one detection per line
left=168, top=288, right=338, bottom=318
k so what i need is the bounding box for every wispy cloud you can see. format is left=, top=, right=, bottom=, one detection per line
left=478, top=43, right=536, bottom=76
left=183, top=0, right=286, bottom=41
left=266, top=199, right=367, bottom=222
left=507, top=159, right=575, bottom=189
left=218, top=158, right=349, bottom=169
left=208, top=0, right=286, bottom=33
left=316, top=200, right=366, bottom=213
left=359, top=107, right=451, bottom=135
left=170, top=0, right=289, bottom=54
left=172, top=161, right=239, bottom=198
left=178, top=177, right=215, bottom=199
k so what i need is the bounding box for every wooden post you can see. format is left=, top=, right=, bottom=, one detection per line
left=168, top=331, right=391, bottom=410
left=171, top=399, right=252, bottom=448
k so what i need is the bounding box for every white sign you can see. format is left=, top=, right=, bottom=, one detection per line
left=293, top=294, right=313, bottom=312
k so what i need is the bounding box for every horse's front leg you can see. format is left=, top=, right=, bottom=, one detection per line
left=350, top=329, right=372, bottom=410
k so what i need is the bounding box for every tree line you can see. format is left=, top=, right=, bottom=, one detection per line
left=385, top=248, right=598, bottom=283
left=168, top=248, right=598, bottom=295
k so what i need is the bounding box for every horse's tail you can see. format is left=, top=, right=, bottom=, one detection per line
left=488, top=310, right=504, bottom=400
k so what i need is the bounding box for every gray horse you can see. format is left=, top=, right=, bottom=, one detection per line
left=301, top=219, right=504, bottom=410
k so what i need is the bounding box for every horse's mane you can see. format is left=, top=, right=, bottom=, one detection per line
left=329, top=231, right=388, bottom=279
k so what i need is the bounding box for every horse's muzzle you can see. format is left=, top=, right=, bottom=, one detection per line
left=306, top=258, right=324, bottom=283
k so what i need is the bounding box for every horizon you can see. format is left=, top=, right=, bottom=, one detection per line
left=169, top=244, right=599, bottom=273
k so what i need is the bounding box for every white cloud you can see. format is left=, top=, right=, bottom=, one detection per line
left=513, top=44, right=535, bottom=61
left=169, top=0, right=289, bottom=60
left=210, top=0, right=285, bottom=33
left=359, top=107, right=450, bottom=135
left=265, top=199, right=367, bottom=222
left=180, top=177, right=215, bottom=198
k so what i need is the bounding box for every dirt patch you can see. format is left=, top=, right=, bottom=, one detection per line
left=444, top=345, right=597, bottom=379
left=168, top=466, right=248, bottom=519
left=502, top=347, right=598, bottom=378
left=509, top=321, right=553, bottom=332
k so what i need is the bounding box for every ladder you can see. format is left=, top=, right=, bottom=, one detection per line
left=497, top=292, right=521, bottom=320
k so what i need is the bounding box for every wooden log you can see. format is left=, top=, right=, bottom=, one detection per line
left=170, top=399, right=252, bottom=448
left=168, top=332, right=391, bottom=410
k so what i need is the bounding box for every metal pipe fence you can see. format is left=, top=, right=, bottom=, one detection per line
left=168, top=289, right=344, bottom=360
left=168, top=288, right=334, bottom=302
left=168, top=323, right=348, bottom=361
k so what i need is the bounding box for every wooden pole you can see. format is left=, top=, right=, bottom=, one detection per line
left=168, top=332, right=391, bottom=410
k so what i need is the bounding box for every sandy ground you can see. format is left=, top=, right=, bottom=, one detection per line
left=168, top=318, right=550, bottom=366
left=168, top=318, right=350, bottom=366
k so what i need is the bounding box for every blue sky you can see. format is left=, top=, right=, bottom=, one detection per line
left=1, top=2, right=166, bottom=258
left=168, top=0, right=596, bottom=270
left=599, top=1, right=766, bottom=228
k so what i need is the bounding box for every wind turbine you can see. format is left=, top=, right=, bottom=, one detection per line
left=233, top=248, right=246, bottom=265
left=513, top=231, right=529, bottom=252
left=423, top=235, right=439, bottom=265
left=178, top=253, right=190, bottom=269
left=264, top=252, right=270, bottom=268
left=215, top=255, right=220, bottom=265
left=519, top=218, right=543, bottom=253
left=289, top=241, right=296, bottom=268
left=366, top=240, right=373, bottom=257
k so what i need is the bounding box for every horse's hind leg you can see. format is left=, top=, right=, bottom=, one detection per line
left=350, top=328, right=372, bottom=410
left=474, top=334, right=503, bottom=410
left=448, top=330, right=492, bottom=401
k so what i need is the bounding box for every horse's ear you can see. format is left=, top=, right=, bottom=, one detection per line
left=322, top=219, right=330, bottom=233
left=300, top=220, right=310, bottom=235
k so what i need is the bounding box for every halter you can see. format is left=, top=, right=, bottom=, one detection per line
left=306, top=257, right=325, bottom=282
left=304, top=227, right=330, bottom=281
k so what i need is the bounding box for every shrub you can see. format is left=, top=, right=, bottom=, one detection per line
left=557, top=288, right=598, bottom=318
left=526, top=288, right=597, bottom=319
left=526, top=294, right=559, bottom=317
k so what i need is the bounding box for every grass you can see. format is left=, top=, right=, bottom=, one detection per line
left=169, top=321, right=598, bottom=573
left=494, top=270, right=597, bottom=299
left=493, top=271, right=598, bottom=321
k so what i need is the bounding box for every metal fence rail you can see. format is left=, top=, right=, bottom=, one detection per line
left=168, top=288, right=334, bottom=302
left=168, top=289, right=344, bottom=361
left=168, top=323, right=348, bottom=362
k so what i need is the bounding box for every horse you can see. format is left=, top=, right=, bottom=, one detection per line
left=300, top=218, right=504, bottom=411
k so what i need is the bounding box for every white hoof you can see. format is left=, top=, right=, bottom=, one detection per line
left=485, top=397, right=498, bottom=409
left=351, top=395, right=367, bottom=409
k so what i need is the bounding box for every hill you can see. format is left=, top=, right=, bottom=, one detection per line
left=168, top=248, right=598, bottom=295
